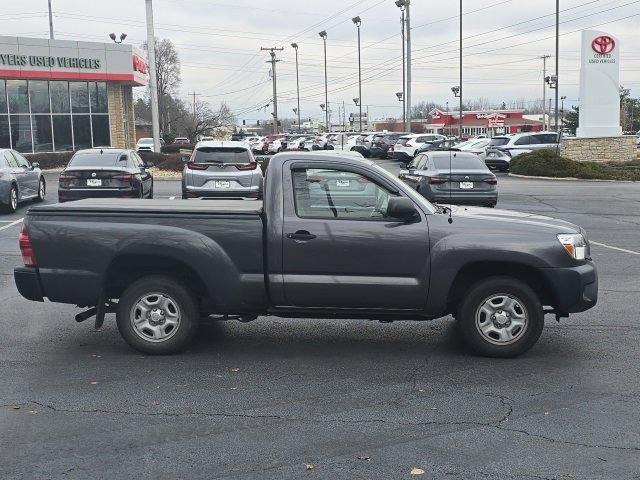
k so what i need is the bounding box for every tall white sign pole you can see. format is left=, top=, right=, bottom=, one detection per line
left=145, top=0, right=161, bottom=152
left=577, top=30, right=622, bottom=138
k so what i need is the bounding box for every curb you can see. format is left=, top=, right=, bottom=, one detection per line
left=508, top=173, right=638, bottom=183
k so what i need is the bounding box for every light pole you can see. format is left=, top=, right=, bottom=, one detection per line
left=395, top=1, right=406, bottom=132
left=291, top=43, right=301, bottom=133
left=560, top=95, right=566, bottom=130
left=48, top=0, right=54, bottom=39
left=458, top=0, right=463, bottom=141
left=545, top=74, right=557, bottom=130
left=319, top=30, right=329, bottom=132
left=352, top=16, right=363, bottom=132
left=145, top=0, right=161, bottom=153
left=539, top=55, right=550, bottom=130
left=554, top=0, right=559, bottom=132
left=109, top=33, right=127, bottom=44
left=452, top=86, right=461, bottom=138
left=396, top=92, right=404, bottom=130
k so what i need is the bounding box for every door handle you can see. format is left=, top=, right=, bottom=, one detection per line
left=286, top=230, right=316, bottom=241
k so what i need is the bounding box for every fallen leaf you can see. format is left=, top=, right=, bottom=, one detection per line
left=90, top=381, right=99, bottom=385
left=12, top=406, right=20, bottom=410
left=230, top=368, right=240, bottom=372
left=305, top=463, right=314, bottom=471
left=357, top=455, right=370, bottom=461
left=410, top=467, right=425, bottom=475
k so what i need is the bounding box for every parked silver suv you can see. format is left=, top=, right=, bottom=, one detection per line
left=1, top=149, right=46, bottom=213
left=181, top=141, right=263, bottom=199
left=484, top=131, right=558, bottom=171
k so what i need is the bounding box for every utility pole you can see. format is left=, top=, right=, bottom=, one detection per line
left=319, top=31, right=329, bottom=132
left=406, top=0, right=412, bottom=133
left=291, top=43, right=301, bottom=133
left=400, top=7, right=406, bottom=130
left=540, top=55, right=550, bottom=130
left=261, top=47, right=283, bottom=134
left=352, top=16, right=363, bottom=132
left=554, top=0, right=559, bottom=132
left=145, top=0, right=161, bottom=153
left=47, top=0, right=54, bottom=39
left=459, top=0, right=463, bottom=140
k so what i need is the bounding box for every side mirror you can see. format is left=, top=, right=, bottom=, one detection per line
left=387, top=197, right=420, bottom=222
left=31, top=162, right=40, bottom=169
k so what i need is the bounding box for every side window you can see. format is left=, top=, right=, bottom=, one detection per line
left=407, top=155, right=422, bottom=169
left=3, top=151, right=17, bottom=168
left=416, top=136, right=428, bottom=143
left=292, top=167, right=396, bottom=220
left=514, top=136, right=531, bottom=146
left=535, top=133, right=558, bottom=144
left=12, top=151, right=30, bottom=168
left=418, top=155, right=430, bottom=170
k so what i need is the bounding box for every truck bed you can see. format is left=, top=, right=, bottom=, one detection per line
left=30, top=198, right=264, bottom=216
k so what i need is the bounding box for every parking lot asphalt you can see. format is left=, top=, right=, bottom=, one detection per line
left=1, top=164, right=639, bottom=479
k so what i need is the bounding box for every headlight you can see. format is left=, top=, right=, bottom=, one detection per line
left=557, top=233, right=589, bottom=260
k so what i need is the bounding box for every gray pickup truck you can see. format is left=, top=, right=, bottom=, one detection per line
left=14, top=153, right=597, bottom=357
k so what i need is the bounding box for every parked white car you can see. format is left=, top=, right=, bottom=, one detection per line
left=393, top=134, right=447, bottom=160
left=330, top=133, right=360, bottom=151
left=135, top=137, right=165, bottom=153
left=459, top=138, right=490, bottom=155
left=287, top=135, right=314, bottom=151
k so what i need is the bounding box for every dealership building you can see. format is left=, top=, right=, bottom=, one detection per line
left=0, top=35, right=148, bottom=153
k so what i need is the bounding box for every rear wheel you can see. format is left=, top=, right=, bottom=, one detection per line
left=116, top=275, right=200, bottom=354
left=2, top=185, right=18, bottom=213
left=456, top=276, right=544, bottom=357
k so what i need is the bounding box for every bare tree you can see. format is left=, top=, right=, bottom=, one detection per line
left=143, top=38, right=181, bottom=133
left=183, top=101, right=237, bottom=142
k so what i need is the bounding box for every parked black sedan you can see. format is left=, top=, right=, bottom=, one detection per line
left=58, top=148, right=153, bottom=203
left=398, top=151, right=497, bottom=207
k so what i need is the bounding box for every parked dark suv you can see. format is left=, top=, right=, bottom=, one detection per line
left=370, top=133, right=405, bottom=159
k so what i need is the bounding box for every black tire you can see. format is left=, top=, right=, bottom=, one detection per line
left=456, top=276, right=544, bottom=358
left=116, top=275, right=200, bottom=354
left=2, top=184, right=18, bottom=213
left=35, top=177, right=46, bottom=202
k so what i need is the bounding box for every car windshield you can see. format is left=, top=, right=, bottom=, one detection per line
left=489, top=137, right=510, bottom=146
left=138, top=138, right=153, bottom=145
left=193, top=147, right=251, bottom=164
left=433, top=156, right=486, bottom=170
left=69, top=152, right=127, bottom=167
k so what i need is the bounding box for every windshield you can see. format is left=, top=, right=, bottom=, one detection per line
left=433, top=156, right=486, bottom=170
left=489, top=137, right=510, bottom=146
left=193, top=147, right=251, bottom=164
left=69, top=152, right=127, bottom=167
left=138, top=138, right=153, bottom=145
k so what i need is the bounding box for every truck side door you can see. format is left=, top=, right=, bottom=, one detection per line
left=280, top=161, right=431, bottom=310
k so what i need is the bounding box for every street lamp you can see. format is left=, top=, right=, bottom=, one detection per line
left=560, top=95, right=567, bottom=130
left=353, top=98, right=360, bottom=106
left=396, top=92, right=404, bottom=101
left=352, top=16, right=363, bottom=132
left=109, top=32, right=127, bottom=44
left=291, top=43, right=301, bottom=133
left=319, top=30, right=329, bottom=132
left=451, top=86, right=460, bottom=98
left=395, top=1, right=406, bottom=132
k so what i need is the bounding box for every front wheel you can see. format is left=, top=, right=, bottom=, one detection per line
left=2, top=185, right=18, bottom=213
left=456, top=276, right=544, bottom=357
left=116, top=275, right=200, bottom=354
left=35, top=177, right=46, bottom=202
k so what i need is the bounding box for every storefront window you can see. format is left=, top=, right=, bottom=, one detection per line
left=0, top=80, right=7, bottom=113
left=32, top=115, right=53, bottom=152
left=50, top=81, right=70, bottom=113
left=0, top=115, right=9, bottom=148
left=91, top=115, right=110, bottom=147
left=7, top=80, right=29, bottom=114
left=29, top=81, right=50, bottom=114
left=90, top=82, right=108, bottom=113
left=52, top=115, right=73, bottom=151
left=72, top=114, right=91, bottom=149
left=70, top=82, right=89, bottom=114
left=9, top=114, right=32, bottom=152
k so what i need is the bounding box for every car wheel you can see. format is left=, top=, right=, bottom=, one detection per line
left=116, top=275, right=200, bottom=354
left=457, top=276, right=544, bottom=358
left=2, top=184, right=18, bottom=213
left=35, top=177, right=46, bottom=203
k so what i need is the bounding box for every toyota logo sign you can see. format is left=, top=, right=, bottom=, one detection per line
left=591, top=35, right=615, bottom=54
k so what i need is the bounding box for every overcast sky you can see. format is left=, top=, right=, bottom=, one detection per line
left=4, top=0, right=640, bottom=122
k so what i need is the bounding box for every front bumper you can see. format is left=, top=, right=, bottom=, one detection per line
left=484, top=158, right=510, bottom=169
left=540, top=261, right=598, bottom=314
left=14, top=267, right=44, bottom=302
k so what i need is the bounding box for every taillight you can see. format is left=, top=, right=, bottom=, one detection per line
left=19, top=225, right=37, bottom=267
left=428, top=176, right=448, bottom=185
left=187, top=162, right=209, bottom=171
left=235, top=161, right=257, bottom=171
left=112, top=174, right=134, bottom=182
left=483, top=177, right=497, bottom=185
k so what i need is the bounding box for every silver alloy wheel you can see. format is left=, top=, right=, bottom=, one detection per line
left=10, top=187, right=17, bottom=210
left=475, top=294, right=528, bottom=345
left=130, top=293, right=181, bottom=343
left=39, top=179, right=45, bottom=199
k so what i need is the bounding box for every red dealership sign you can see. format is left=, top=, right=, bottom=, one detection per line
left=591, top=36, right=615, bottom=54
left=133, top=55, right=148, bottom=74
